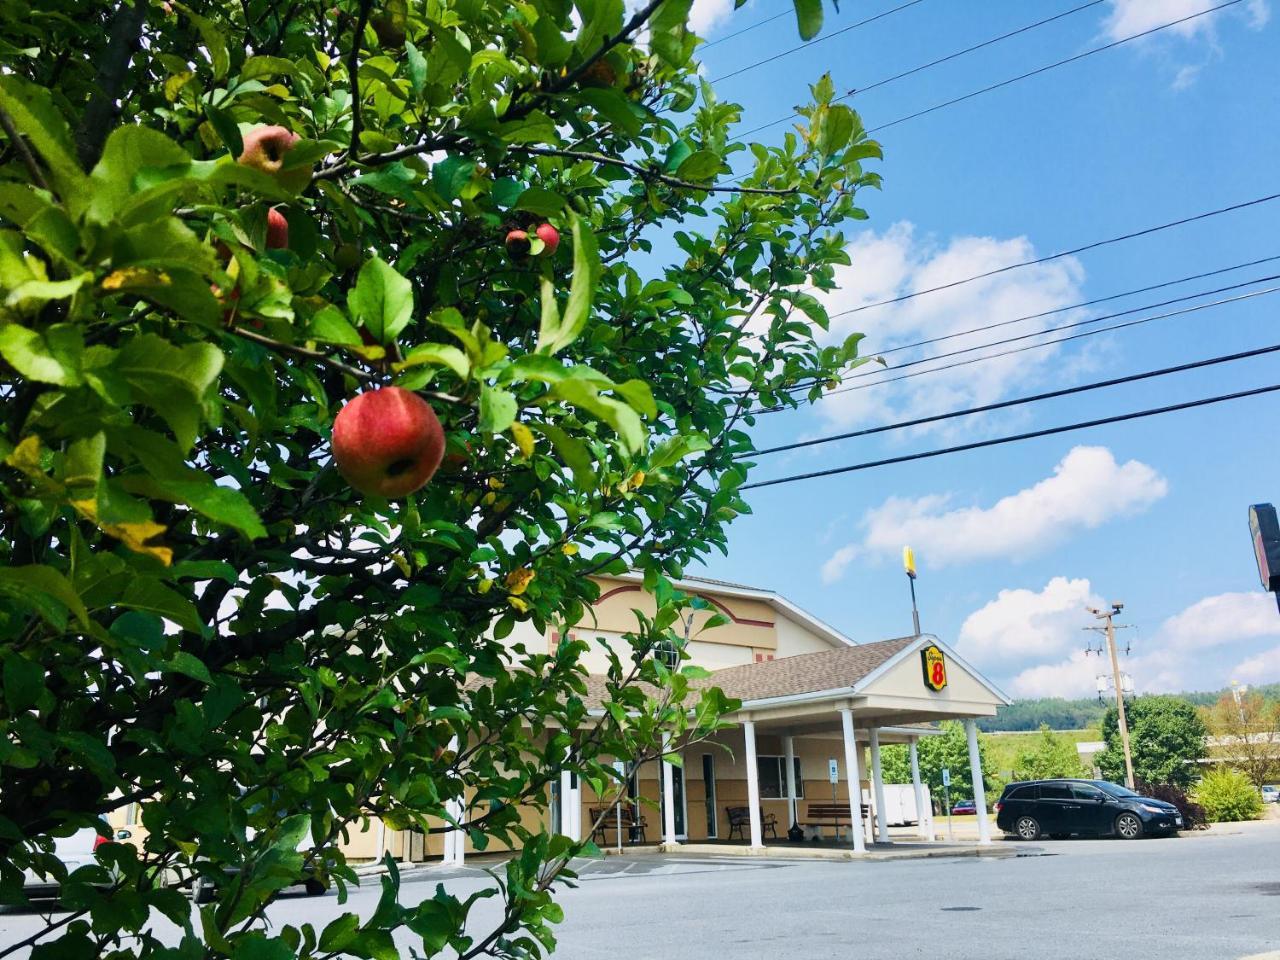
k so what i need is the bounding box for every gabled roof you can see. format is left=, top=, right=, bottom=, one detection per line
left=704, top=637, right=917, bottom=702
left=606, top=572, right=856, bottom=649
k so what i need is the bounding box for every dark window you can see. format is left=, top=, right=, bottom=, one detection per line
left=1006, top=785, right=1034, bottom=800
left=755, top=756, right=804, bottom=799
left=652, top=639, right=680, bottom=669
left=1072, top=784, right=1106, bottom=802
left=1040, top=783, right=1072, bottom=800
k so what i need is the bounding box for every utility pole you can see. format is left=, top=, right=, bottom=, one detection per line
left=1087, top=603, right=1135, bottom=789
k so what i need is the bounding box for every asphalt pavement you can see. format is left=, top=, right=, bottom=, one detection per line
left=4, top=821, right=1280, bottom=960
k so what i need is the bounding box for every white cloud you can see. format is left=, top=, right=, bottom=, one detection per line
left=811, top=223, right=1088, bottom=435
left=1160, top=592, right=1280, bottom=650
left=962, top=583, right=1280, bottom=698
left=959, top=576, right=1102, bottom=665
left=1232, top=644, right=1280, bottom=684
left=820, top=544, right=858, bottom=585
left=1102, top=0, right=1269, bottom=41
left=821, top=446, right=1167, bottom=576
left=690, top=0, right=736, bottom=35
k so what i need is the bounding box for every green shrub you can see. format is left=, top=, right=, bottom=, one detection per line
left=1193, top=768, right=1264, bottom=822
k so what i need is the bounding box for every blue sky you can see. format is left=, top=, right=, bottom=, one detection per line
left=678, top=0, right=1280, bottom=698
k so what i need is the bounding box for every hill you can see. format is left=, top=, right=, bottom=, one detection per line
left=976, top=681, right=1280, bottom=732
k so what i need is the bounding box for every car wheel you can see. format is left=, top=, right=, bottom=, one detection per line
left=1015, top=816, right=1040, bottom=841
left=1115, top=812, right=1143, bottom=840
left=304, top=878, right=325, bottom=896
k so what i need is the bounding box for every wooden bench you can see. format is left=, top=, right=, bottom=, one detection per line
left=588, top=805, right=647, bottom=845
left=799, top=801, right=871, bottom=841
left=724, top=806, right=778, bottom=841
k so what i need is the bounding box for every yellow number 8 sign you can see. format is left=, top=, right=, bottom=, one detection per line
left=921, top=644, right=947, bottom=692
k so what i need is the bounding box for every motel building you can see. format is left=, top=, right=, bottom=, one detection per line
left=333, top=573, right=1014, bottom=865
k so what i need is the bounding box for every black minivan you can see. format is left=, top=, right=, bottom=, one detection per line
left=995, top=778, right=1183, bottom=840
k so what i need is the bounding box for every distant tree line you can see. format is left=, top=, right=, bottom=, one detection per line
left=977, top=682, right=1280, bottom=732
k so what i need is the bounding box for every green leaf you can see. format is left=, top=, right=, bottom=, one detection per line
left=307, top=305, right=363, bottom=345
left=174, top=2, right=230, bottom=79
left=817, top=104, right=855, bottom=157
left=0, top=565, right=90, bottom=630
left=240, top=56, right=297, bottom=82
left=0, top=322, right=84, bottom=386
left=650, top=0, right=695, bottom=65
left=793, top=0, right=823, bottom=40
left=576, top=88, right=643, bottom=137
left=319, top=914, right=360, bottom=953
left=675, top=149, right=721, bottom=182
left=395, top=342, right=470, bottom=380
left=478, top=387, right=518, bottom=434
left=164, top=651, right=211, bottom=684
left=431, top=155, right=476, bottom=202
left=405, top=41, right=427, bottom=96
left=542, top=214, right=599, bottom=354
left=5, top=273, right=90, bottom=307
left=4, top=655, right=45, bottom=712
left=274, top=814, right=311, bottom=852
left=204, top=102, right=243, bottom=157
left=0, top=75, right=88, bottom=199
left=88, top=123, right=192, bottom=224
left=114, top=336, right=224, bottom=450
left=662, top=139, right=693, bottom=173
left=122, top=578, right=203, bottom=633
left=649, top=433, right=712, bottom=470
left=514, top=187, right=566, bottom=217
left=348, top=258, right=414, bottom=344
left=550, top=380, right=644, bottom=454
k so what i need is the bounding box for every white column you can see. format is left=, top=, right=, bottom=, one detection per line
left=374, top=818, right=387, bottom=862
left=442, top=736, right=464, bottom=864
left=783, top=735, right=798, bottom=827
left=559, top=769, right=575, bottom=840
left=869, top=728, right=891, bottom=844
left=909, top=737, right=929, bottom=840
left=743, top=720, right=764, bottom=848
left=570, top=776, right=582, bottom=843
left=661, top=734, right=677, bottom=846
left=964, top=719, right=991, bottom=845
left=839, top=709, right=866, bottom=853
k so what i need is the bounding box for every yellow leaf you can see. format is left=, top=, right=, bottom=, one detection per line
left=629, top=470, right=645, bottom=489
left=504, top=567, right=534, bottom=596
left=5, top=435, right=44, bottom=478
left=72, top=499, right=172, bottom=566
left=481, top=491, right=496, bottom=506
left=510, top=422, right=535, bottom=458
left=391, top=552, right=412, bottom=577
left=477, top=577, right=494, bottom=595
left=101, top=266, right=171, bottom=291
left=487, top=477, right=505, bottom=490
left=507, top=596, right=529, bottom=613
left=561, top=543, right=578, bottom=556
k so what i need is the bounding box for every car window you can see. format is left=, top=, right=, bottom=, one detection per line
left=1039, top=784, right=1072, bottom=800
left=1072, top=784, right=1106, bottom=801
left=1006, top=785, right=1034, bottom=800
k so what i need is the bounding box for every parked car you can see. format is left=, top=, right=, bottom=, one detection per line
left=21, top=827, right=132, bottom=899
left=995, top=778, right=1182, bottom=840
left=951, top=799, right=977, bottom=815
left=1262, top=785, right=1279, bottom=804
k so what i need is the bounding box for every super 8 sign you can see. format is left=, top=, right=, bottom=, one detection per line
left=921, top=644, right=948, bottom=692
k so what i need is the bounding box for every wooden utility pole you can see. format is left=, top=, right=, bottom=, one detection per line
left=1088, top=603, right=1135, bottom=789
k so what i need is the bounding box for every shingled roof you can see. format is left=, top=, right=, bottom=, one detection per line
left=699, top=636, right=918, bottom=703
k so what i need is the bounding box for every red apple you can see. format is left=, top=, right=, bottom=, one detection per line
left=535, top=223, right=559, bottom=255
left=331, top=387, right=445, bottom=497
left=505, top=229, right=530, bottom=260
left=237, top=125, right=300, bottom=174
left=266, top=208, right=289, bottom=249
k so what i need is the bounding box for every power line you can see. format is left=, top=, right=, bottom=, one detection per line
left=699, top=8, right=793, bottom=49
left=736, top=0, right=1105, bottom=136
left=826, top=191, right=1280, bottom=319
left=753, top=283, right=1280, bottom=410
left=746, top=341, right=1280, bottom=458
left=869, top=253, right=1280, bottom=359
left=826, top=273, right=1280, bottom=388
left=741, top=380, right=1280, bottom=490
left=711, top=0, right=930, bottom=83
left=737, top=0, right=1246, bottom=140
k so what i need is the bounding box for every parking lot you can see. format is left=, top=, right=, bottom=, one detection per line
left=5, top=822, right=1280, bottom=960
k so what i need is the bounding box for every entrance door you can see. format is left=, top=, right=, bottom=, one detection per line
left=1070, top=781, right=1114, bottom=835
left=702, top=754, right=717, bottom=839
left=659, top=762, right=687, bottom=839
left=1035, top=782, right=1073, bottom=835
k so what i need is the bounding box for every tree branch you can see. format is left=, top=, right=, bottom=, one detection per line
left=74, top=2, right=148, bottom=169
left=510, top=145, right=797, bottom=195
left=344, top=0, right=375, bottom=166
left=0, top=104, right=49, bottom=191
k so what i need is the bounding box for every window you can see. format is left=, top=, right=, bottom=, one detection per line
left=653, top=639, right=680, bottom=669
left=1072, top=783, right=1106, bottom=802
left=1039, top=783, right=1072, bottom=800
left=755, top=756, right=804, bottom=799
left=1005, top=785, right=1034, bottom=801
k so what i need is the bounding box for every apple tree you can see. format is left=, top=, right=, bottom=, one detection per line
left=0, top=0, right=881, bottom=957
